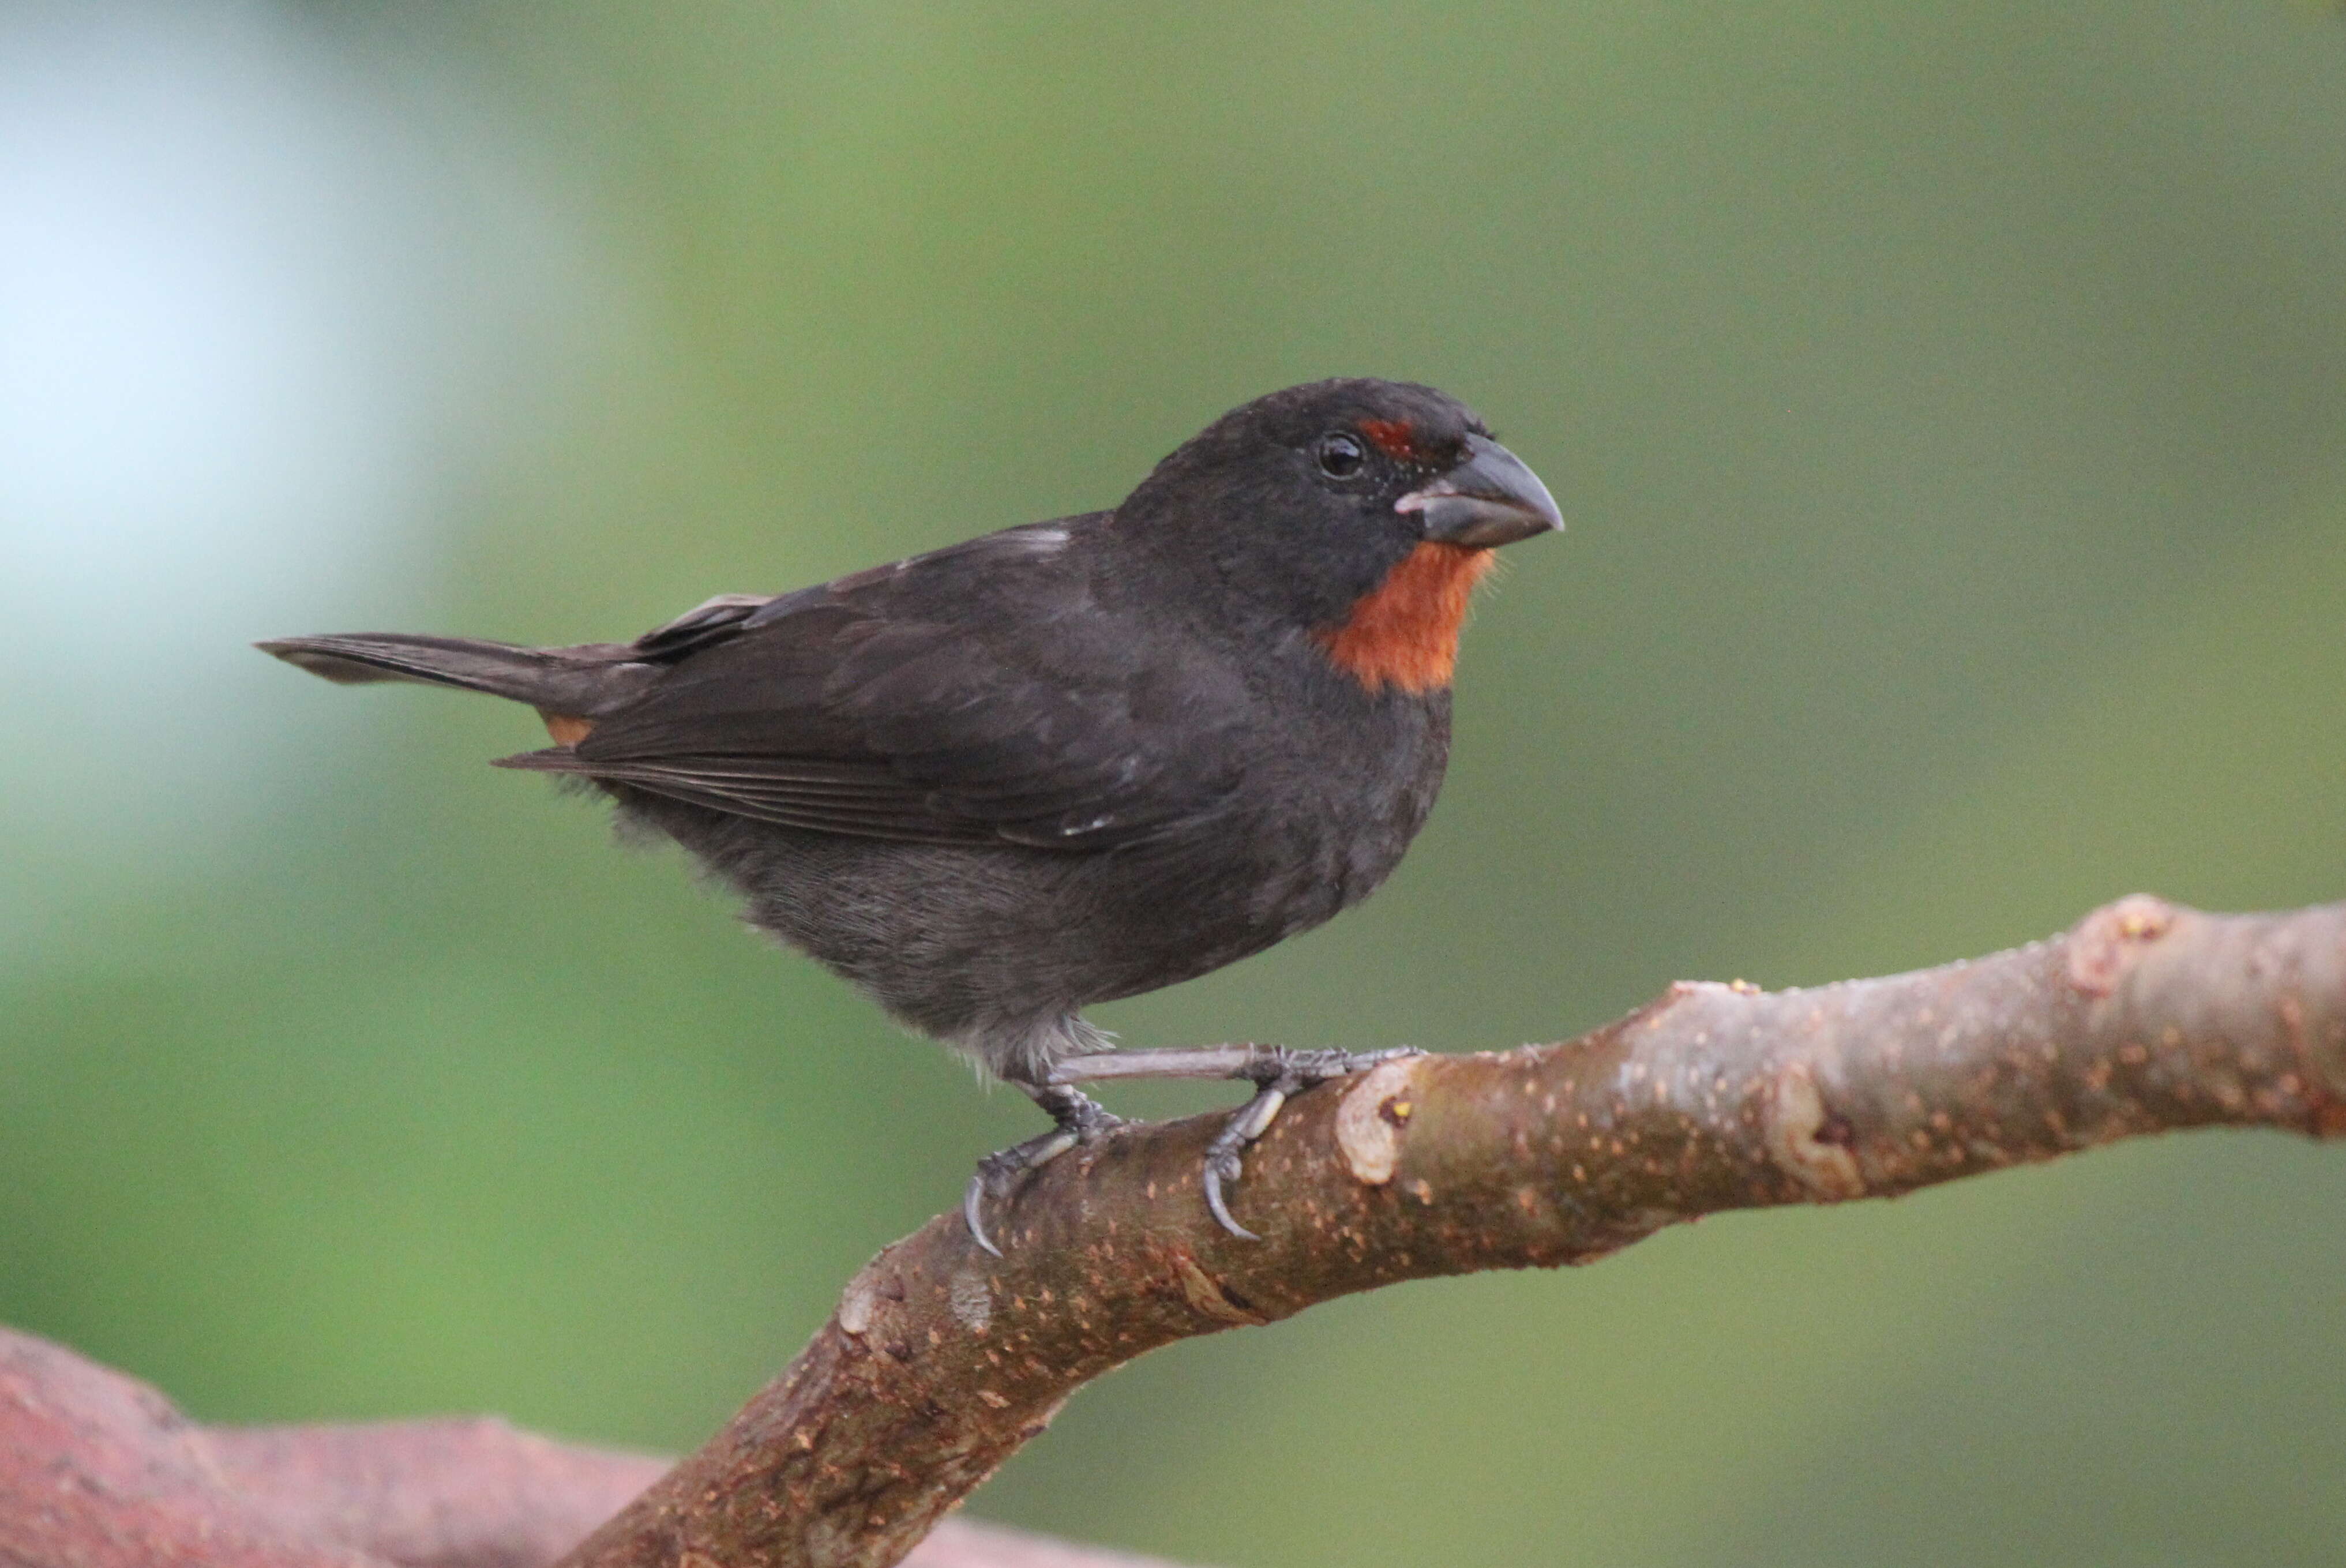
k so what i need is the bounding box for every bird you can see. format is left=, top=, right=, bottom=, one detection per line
left=261, top=378, right=1560, bottom=1254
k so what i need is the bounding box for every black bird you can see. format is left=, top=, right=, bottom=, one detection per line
left=262, top=378, right=1561, bottom=1252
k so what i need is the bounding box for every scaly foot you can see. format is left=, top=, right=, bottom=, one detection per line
left=962, top=1083, right=1124, bottom=1256
left=1196, top=1048, right=1422, bottom=1239
left=1044, top=1044, right=1422, bottom=1240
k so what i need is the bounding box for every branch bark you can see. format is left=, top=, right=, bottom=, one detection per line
left=0, top=1327, right=1184, bottom=1568
left=7, top=896, right=2341, bottom=1568
left=558, top=894, right=2346, bottom=1568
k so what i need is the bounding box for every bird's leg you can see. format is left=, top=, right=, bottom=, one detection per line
left=1050, top=1044, right=1423, bottom=1240
left=962, top=1082, right=1124, bottom=1258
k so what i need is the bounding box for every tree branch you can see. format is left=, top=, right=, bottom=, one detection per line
left=0, top=1327, right=1187, bottom=1568
left=8, top=896, right=2340, bottom=1568
left=557, top=895, right=2346, bottom=1568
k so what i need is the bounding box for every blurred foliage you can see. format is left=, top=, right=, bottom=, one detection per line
left=3, top=3, right=2343, bottom=1564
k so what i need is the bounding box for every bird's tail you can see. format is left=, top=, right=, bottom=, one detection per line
left=257, top=633, right=641, bottom=714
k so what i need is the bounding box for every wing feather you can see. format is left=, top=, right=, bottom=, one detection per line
left=533, top=519, right=1252, bottom=849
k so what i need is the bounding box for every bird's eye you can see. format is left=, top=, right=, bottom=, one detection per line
left=1315, top=432, right=1367, bottom=478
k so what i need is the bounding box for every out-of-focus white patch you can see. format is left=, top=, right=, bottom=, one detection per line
left=0, top=4, right=614, bottom=962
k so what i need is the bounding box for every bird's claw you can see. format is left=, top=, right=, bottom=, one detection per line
left=1202, top=1045, right=1424, bottom=1240
left=963, top=1088, right=1123, bottom=1257
left=968, top=1047, right=1421, bottom=1252
left=1202, top=1146, right=1255, bottom=1241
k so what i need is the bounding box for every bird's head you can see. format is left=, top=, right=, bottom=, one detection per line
left=1120, top=378, right=1562, bottom=692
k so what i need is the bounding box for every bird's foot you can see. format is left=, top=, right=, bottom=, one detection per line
left=1002, top=1044, right=1422, bottom=1244
left=963, top=1084, right=1125, bottom=1258
left=1201, top=1046, right=1423, bottom=1240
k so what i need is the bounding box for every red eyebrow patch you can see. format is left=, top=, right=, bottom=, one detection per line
left=1359, top=418, right=1428, bottom=462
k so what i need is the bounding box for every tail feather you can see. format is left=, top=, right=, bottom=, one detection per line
left=257, top=633, right=647, bottom=713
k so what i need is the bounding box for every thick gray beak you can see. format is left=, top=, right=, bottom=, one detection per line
left=1395, top=433, right=1563, bottom=548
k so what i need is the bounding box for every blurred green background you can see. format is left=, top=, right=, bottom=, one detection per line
left=4, top=3, right=2344, bottom=1563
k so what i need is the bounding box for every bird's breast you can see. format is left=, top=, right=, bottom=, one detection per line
left=1225, top=680, right=1451, bottom=927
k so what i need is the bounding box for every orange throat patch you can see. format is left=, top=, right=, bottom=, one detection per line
left=1313, top=542, right=1495, bottom=695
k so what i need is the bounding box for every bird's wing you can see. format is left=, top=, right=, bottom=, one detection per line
left=501, top=520, right=1255, bottom=849
left=629, top=593, right=780, bottom=661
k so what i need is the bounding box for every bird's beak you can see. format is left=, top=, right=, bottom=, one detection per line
left=1395, top=434, right=1563, bottom=549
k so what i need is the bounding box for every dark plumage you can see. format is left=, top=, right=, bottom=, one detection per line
left=262, top=378, right=1560, bottom=1247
